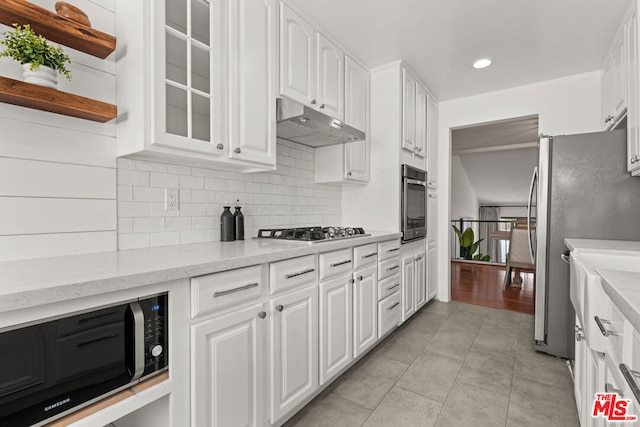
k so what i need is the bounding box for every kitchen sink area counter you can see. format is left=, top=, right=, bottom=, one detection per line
left=598, top=269, right=640, bottom=332
left=0, top=231, right=401, bottom=313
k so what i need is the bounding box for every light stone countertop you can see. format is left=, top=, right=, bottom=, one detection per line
left=564, top=237, right=640, bottom=331
left=0, top=231, right=401, bottom=313
left=598, top=269, right=640, bottom=332
left=564, top=238, right=640, bottom=253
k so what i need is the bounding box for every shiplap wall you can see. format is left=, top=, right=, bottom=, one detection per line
left=117, top=139, right=342, bottom=249
left=0, top=0, right=117, bottom=261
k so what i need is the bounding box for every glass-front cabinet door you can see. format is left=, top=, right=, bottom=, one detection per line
left=153, top=0, right=223, bottom=155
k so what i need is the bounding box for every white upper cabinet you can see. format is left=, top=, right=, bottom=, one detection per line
left=345, top=56, right=369, bottom=133
left=612, top=30, right=627, bottom=122
left=116, top=0, right=276, bottom=170
left=627, top=11, right=640, bottom=174
left=279, top=3, right=345, bottom=120
left=415, top=84, right=427, bottom=158
left=426, top=94, right=439, bottom=187
left=316, top=33, right=345, bottom=120
left=402, top=68, right=417, bottom=153
left=279, top=2, right=315, bottom=106
left=227, top=0, right=277, bottom=165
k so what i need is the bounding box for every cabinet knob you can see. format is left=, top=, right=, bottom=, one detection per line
left=347, top=171, right=352, bottom=176
left=258, top=311, right=266, bottom=319
left=276, top=304, right=284, bottom=312
left=320, top=104, right=325, bottom=109
left=234, top=147, right=241, bottom=154
left=575, top=331, right=586, bottom=342
left=631, top=156, right=639, bottom=164
left=311, top=99, right=317, bottom=105
left=350, top=278, right=355, bottom=284
left=358, top=275, right=363, bottom=281
left=216, top=143, right=224, bottom=150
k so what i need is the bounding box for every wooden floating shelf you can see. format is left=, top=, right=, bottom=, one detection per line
left=0, top=76, right=117, bottom=122
left=0, top=0, right=116, bottom=59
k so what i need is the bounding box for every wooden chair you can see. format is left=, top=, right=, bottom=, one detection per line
left=503, top=222, right=535, bottom=289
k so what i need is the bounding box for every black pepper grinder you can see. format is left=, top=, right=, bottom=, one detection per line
left=220, top=202, right=235, bottom=241
left=233, top=199, right=244, bottom=240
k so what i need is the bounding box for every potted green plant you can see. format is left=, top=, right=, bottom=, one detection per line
left=452, top=225, right=490, bottom=261
left=0, top=24, right=71, bottom=89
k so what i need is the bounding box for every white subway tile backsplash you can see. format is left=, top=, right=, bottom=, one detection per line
left=150, top=173, right=179, bottom=188
left=117, top=139, right=342, bottom=250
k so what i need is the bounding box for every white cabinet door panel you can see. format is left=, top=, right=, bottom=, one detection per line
left=279, top=3, right=315, bottom=106
left=415, top=252, right=427, bottom=309
left=319, top=276, right=353, bottom=385
left=402, top=68, right=416, bottom=153
left=353, top=266, right=377, bottom=358
left=401, top=255, right=415, bottom=322
left=192, top=303, right=266, bottom=427
left=270, top=285, right=318, bottom=423
left=316, top=33, right=344, bottom=120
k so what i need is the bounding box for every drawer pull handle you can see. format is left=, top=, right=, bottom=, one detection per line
left=387, top=265, right=400, bottom=271
left=594, top=316, right=617, bottom=337
left=285, top=268, right=315, bottom=279
left=605, top=383, right=623, bottom=395
left=387, top=283, right=400, bottom=291
left=213, top=282, right=259, bottom=298
left=258, top=311, right=266, bottom=319
left=330, top=260, right=352, bottom=267
left=388, top=302, right=400, bottom=311
left=387, top=248, right=400, bottom=252
left=620, top=364, right=640, bottom=403
left=276, top=305, right=284, bottom=312
left=363, top=252, right=378, bottom=259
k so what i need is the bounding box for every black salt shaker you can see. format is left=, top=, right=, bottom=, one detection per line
left=220, top=203, right=235, bottom=241
left=234, top=199, right=244, bottom=240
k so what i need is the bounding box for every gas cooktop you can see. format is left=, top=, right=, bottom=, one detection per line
left=256, top=226, right=370, bottom=244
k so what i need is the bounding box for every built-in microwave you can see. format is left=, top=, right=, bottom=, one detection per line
left=0, top=293, right=168, bottom=427
left=401, top=164, right=427, bottom=242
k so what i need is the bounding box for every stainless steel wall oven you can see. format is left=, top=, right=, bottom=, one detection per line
left=401, top=164, right=427, bottom=242
left=0, top=293, right=168, bottom=427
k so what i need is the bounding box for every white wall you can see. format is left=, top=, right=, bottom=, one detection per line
left=499, top=206, right=528, bottom=218
left=450, top=156, right=479, bottom=221
left=437, top=70, right=602, bottom=301
left=0, top=0, right=118, bottom=262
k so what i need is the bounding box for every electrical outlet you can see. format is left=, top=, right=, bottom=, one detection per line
left=165, top=188, right=179, bottom=211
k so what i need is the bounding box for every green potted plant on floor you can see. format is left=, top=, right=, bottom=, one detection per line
left=0, top=23, right=71, bottom=89
left=452, top=225, right=490, bottom=261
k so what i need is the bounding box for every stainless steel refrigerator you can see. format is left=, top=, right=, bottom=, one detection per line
left=530, top=129, right=640, bottom=359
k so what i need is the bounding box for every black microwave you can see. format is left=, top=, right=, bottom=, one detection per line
left=0, top=293, right=168, bottom=427
left=401, top=164, right=427, bottom=242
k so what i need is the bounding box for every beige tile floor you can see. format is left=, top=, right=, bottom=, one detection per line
left=285, top=300, right=578, bottom=427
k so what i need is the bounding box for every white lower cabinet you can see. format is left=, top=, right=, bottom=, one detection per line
left=191, top=302, right=267, bottom=427
left=401, top=255, right=415, bottom=322
left=415, top=251, right=427, bottom=310
left=378, top=291, right=401, bottom=337
left=270, top=284, right=319, bottom=423
left=353, top=266, right=378, bottom=358
left=319, top=275, right=353, bottom=385
left=428, top=242, right=437, bottom=300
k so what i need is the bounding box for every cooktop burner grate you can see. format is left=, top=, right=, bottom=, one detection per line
left=256, top=226, right=368, bottom=243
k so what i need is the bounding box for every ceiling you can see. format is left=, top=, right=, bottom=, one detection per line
left=452, top=116, right=539, bottom=206
left=286, top=0, right=631, bottom=101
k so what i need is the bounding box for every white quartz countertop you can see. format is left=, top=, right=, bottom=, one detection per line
left=564, top=237, right=640, bottom=331
left=0, top=231, right=401, bottom=313
left=599, top=269, right=640, bottom=332
left=564, top=238, right=640, bottom=253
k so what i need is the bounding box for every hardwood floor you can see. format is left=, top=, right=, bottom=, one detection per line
left=450, top=260, right=535, bottom=314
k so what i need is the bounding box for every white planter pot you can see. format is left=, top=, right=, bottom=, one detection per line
left=22, top=64, right=58, bottom=89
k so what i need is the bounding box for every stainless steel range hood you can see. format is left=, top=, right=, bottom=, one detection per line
left=276, top=98, right=365, bottom=147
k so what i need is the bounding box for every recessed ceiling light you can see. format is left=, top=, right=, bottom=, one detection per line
left=473, top=58, right=492, bottom=69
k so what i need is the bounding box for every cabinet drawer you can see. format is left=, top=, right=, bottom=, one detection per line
left=378, top=257, right=401, bottom=280
left=378, top=240, right=400, bottom=261
left=378, top=274, right=400, bottom=301
left=378, top=291, right=400, bottom=337
left=319, top=248, right=353, bottom=281
left=191, top=265, right=266, bottom=317
left=270, top=255, right=317, bottom=295
left=353, top=243, right=378, bottom=269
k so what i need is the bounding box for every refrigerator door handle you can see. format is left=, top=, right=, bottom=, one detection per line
left=527, top=166, right=538, bottom=264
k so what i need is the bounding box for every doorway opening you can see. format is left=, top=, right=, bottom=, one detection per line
left=449, top=115, right=539, bottom=314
